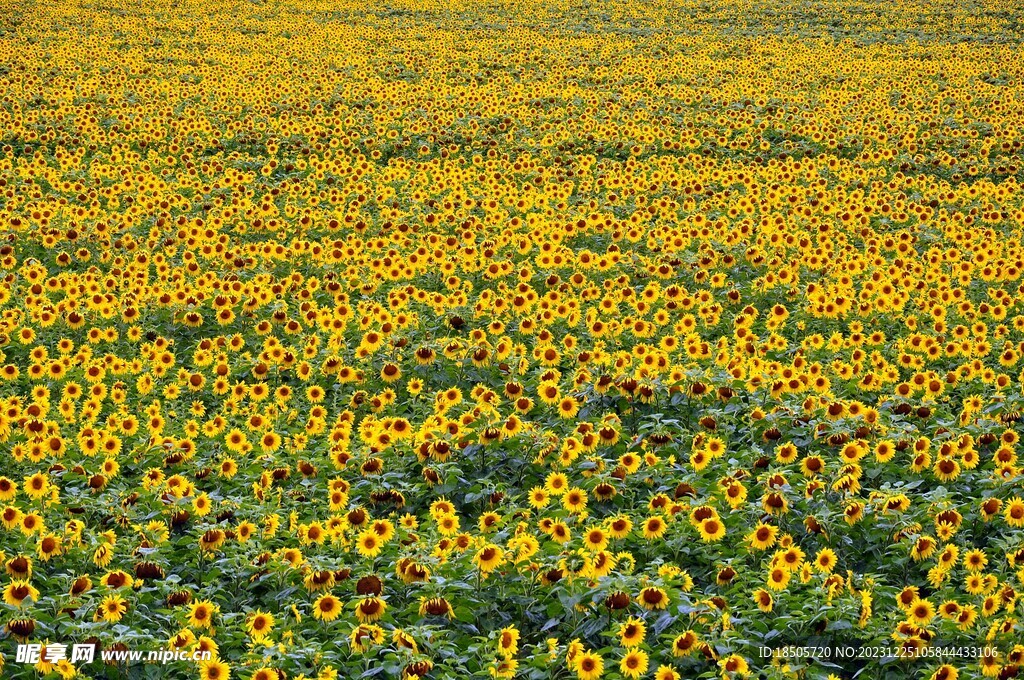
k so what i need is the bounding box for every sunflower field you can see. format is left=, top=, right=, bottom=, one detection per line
left=1, top=0, right=1024, bottom=678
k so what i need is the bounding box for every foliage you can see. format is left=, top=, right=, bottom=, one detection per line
left=0, top=1, right=1023, bottom=679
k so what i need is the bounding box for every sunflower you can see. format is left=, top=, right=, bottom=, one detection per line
left=642, top=516, right=668, bottom=540
left=557, top=396, right=581, bottom=419
left=978, top=493, right=1003, bottom=520
left=873, top=439, right=896, bottom=462
left=36, top=533, right=62, bottom=561
left=354, top=596, right=386, bottom=623
left=549, top=521, right=571, bottom=544
left=1, top=506, right=22, bottom=530
left=528, top=487, right=550, bottom=509
left=752, top=588, right=773, bottom=612
left=936, top=544, right=958, bottom=571
left=938, top=600, right=961, bottom=620
left=1005, top=497, right=1024, bottom=527
left=6, top=555, right=32, bottom=580
left=964, top=548, right=987, bottom=572
left=217, top=456, right=236, bottom=477
left=193, top=493, right=212, bottom=517
left=618, top=617, right=645, bottom=648
left=929, top=665, right=957, bottom=680
left=982, top=594, right=1001, bottom=617
left=356, top=529, right=384, bottom=557
left=474, top=544, right=504, bottom=573
left=6, top=617, right=36, bottom=640
left=933, top=457, right=960, bottom=482
left=766, top=567, right=791, bottom=591
left=588, top=550, right=617, bottom=578
left=199, top=529, right=226, bottom=553
left=199, top=660, right=231, bottom=680
left=979, top=649, right=1001, bottom=676
left=246, top=610, right=274, bottom=640
left=747, top=523, right=778, bottom=550
left=956, top=605, right=978, bottom=631
left=620, top=452, right=642, bottom=474
left=619, top=650, right=649, bottom=679
left=698, top=517, right=726, bottom=542
left=671, top=630, right=699, bottom=657
left=545, top=473, right=569, bottom=495
left=722, top=480, right=747, bottom=509
left=583, top=527, right=608, bottom=552
left=436, top=513, right=460, bottom=537
left=561, top=487, right=587, bottom=513
left=418, top=596, right=454, bottom=618
left=513, top=396, right=534, bottom=413
left=719, top=655, right=749, bottom=676
left=501, top=415, right=524, bottom=438
left=250, top=668, right=279, bottom=680
left=99, top=593, right=128, bottom=622
left=313, top=594, right=342, bottom=622
left=236, top=521, right=256, bottom=543
left=380, top=362, right=401, bottom=383
left=813, top=547, right=837, bottom=573
left=497, top=626, right=520, bottom=658
left=392, top=628, right=418, bottom=652
left=607, top=515, right=633, bottom=539
left=688, top=449, right=709, bottom=471
left=69, top=575, right=92, bottom=598
left=574, top=651, right=604, bottom=680
left=908, top=598, right=935, bottom=626
left=638, top=586, right=669, bottom=610
left=478, top=512, right=501, bottom=533
left=23, top=472, right=49, bottom=501
left=844, top=502, right=865, bottom=524
left=964, top=573, right=987, bottom=596
left=0, top=477, right=16, bottom=501
left=349, top=624, right=385, bottom=653
left=189, top=600, right=218, bottom=629
left=537, top=382, right=561, bottom=406
left=775, top=442, right=798, bottom=464
left=3, top=580, right=39, bottom=607
left=654, top=666, right=681, bottom=680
